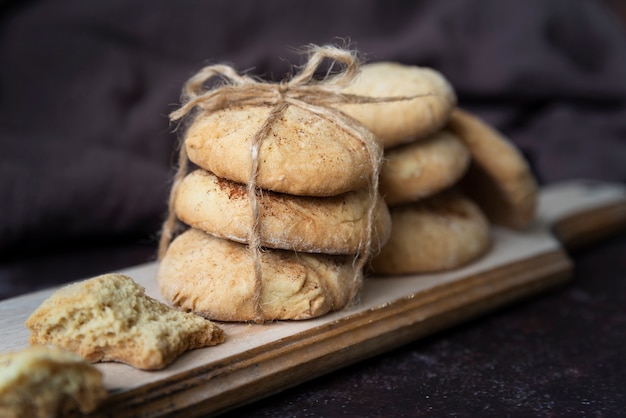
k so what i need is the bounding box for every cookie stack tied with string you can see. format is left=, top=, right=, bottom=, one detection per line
left=339, top=62, right=538, bottom=275
left=157, top=46, right=393, bottom=322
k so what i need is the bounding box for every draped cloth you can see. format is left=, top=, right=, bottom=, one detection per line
left=1, top=0, right=625, bottom=298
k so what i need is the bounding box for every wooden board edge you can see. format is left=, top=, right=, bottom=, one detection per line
left=89, top=249, right=573, bottom=418
left=552, top=199, right=626, bottom=252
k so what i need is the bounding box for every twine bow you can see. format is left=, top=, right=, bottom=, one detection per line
left=160, top=45, right=412, bottom=322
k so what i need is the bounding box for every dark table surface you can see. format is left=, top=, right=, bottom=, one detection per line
left=2, top=228, right=624, bottom=417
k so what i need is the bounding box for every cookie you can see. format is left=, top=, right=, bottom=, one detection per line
left=338, top=62, right=456, bottom=148
left=185, top=104, right=378, bottom=197
left=371, top=190, right=491, bottom=275
left=174, top=169, right=391, bottom=254
left=0, top=346, right=106, bottom=418
left=448, top=109, right=538, bottom=230
left=25, top=274, right=225, bottom=370
left=379, top=130, right=471, bottom=205
left=158, top=229, right=357, bottom=322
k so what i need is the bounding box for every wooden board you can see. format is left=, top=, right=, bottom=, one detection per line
left=1, top=180, right=625, bottom=417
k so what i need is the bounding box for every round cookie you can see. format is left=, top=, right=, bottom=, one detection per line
left=184, top=104, right=378, bottom=197
left=371, top=190, right=491, bottom=275
left=380, top=130, right=471, bottom=205
left=157, top=229, right=358, bottom=321
left=338, top=62, right=456, bottom=148
left=174, top=169, right=391, bottom=254
left=448, top=109, right=538, bottom=230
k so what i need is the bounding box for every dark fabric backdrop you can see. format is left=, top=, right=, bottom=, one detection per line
left=1, top=0, right=625, bottom=297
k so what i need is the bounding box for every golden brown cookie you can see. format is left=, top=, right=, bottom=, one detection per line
left=26, top=274, right=225, bottom=370
left=0, top=346, right=106, bottom=418
left=174, top=169, right=391, bottom=254
left=158, top=229, right=358, bottom=322
left=338, top=62, right=456, bottom=148
left=379, top=130, right=471, bottom=205
left=371, top=190, right=491, bottom=275
left=447, top=108, right=538, bottom=230
left=185, top=104, right=378, bottom=197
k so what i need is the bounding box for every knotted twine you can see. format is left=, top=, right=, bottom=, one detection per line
left=159, top=45, right=414, bottom=323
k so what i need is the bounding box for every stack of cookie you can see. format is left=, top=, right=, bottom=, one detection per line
left=158, top=103, right=392, bottom=321
left=339, top=62, right=538, bottom=275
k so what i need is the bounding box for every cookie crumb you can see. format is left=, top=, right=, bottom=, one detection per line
left=0, top=345, right=106, bottom=418
left=26, top=273, right=225, bottom=370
